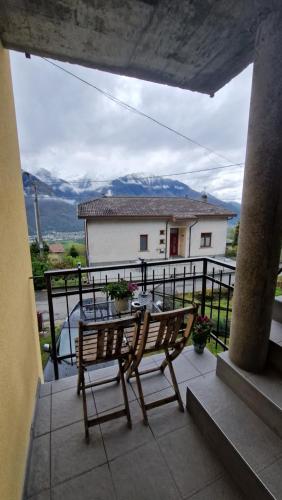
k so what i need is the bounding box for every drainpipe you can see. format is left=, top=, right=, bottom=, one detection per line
left=85, top=219, right=89, bottom=266
left=188, top=219, right=198, bottom=258
left=165, top=221, right=169, bottom=259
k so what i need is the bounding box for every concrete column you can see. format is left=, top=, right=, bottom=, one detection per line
left=229, top=3, right=282, bottom=372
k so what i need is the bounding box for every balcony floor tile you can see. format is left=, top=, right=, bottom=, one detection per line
left=186, top=474, right=244, bottom=500
left=100, top=400, right=154, bottom=461
left=51, top=386, right=96, bottom=431
left=110, top=441, right=181, bottom=500
left=93, top=378, right=136, bottom=414
left=129, top=367, right=171, bottom=398
left=28, top=489, right=51, bottom=500
left=26, top=434, right=50, bottom=498
left=183, top=346, right=217, bottom=375
left=52, top=464, right=116, bottom=500
left=51, top=421, right=107, bottom=487
left=34, top=396, right=51, bottom=437
left=158, top=424, right=223, bottom=499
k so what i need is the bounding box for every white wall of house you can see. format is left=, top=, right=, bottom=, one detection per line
left=86, top=217, right=228, bottom=264
left=188, top=218, right=228, bottom=257
left=87, top=219, right=168, bottom=264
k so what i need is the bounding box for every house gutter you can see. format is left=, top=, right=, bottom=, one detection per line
left=188, top=219, right=199, bottom=257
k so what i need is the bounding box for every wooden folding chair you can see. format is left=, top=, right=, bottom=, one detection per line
left=76, top=314, right=141, bottom=441
left=127, top=305, right=197, bottom=424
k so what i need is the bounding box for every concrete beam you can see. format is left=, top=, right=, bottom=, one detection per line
left=0, top=0, right=256, bottom=94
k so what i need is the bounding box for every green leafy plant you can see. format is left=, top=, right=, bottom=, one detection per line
left=69, top=245, right=79, bottom=258
left=192, top=315, right=212, bottom=345
left=103, top=280, right=138, bottom=300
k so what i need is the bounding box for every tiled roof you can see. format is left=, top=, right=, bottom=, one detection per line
left=78, top=197, right=235, bottom=219
left=49, top=243, right=65, bottom=253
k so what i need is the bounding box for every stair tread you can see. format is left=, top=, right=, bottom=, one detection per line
left=219, top=350, right=282, bottom=411
left=187, top=373, right=282, bottom=478
left=270, top=320, right=282, bottom=345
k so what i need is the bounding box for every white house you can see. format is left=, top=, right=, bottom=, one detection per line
left=78, top=196, right=235, bottom=265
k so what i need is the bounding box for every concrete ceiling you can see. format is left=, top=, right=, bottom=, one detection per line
left=0, top=0, right=256, bottom=94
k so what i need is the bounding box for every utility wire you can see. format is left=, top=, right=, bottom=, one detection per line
left=31, top=162, right=244, bottom=187
left=42, top=57, right=242, bottom=167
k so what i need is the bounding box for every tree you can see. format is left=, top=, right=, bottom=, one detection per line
left=31, top=255, right=49, bottom=290
left=30, top=240, right=40, bottom=256
left=69, top=245, right=79, bottom=258
left=30, top=239, right=49, bottom=256
left=232, top=222, right=240, bottom=247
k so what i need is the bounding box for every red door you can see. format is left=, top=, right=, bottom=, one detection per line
left=170, top=228, right=179, bottom=256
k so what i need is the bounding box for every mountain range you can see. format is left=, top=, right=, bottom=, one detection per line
left=22, top=169, right=240, bottom=235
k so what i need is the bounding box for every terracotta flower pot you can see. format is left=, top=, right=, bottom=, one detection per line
left=115, top=297, right=129, bottom=313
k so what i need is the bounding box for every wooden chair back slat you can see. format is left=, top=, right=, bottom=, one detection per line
left=78, top=314, right=141, bottom=364
left=170, top=314, right=184, bottom=344
left=115, top=326, right=124, bottom=355
left=141, top=305, right=197, bottom=353
left=155, top=321, right=166, bottom=348
left=97, top=329, right=106, bottom=358
left=183, top=312, right=195, bottom=340
left=106, top=328, right=115, bottom=357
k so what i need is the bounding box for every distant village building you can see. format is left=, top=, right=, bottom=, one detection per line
left=48, top=243, right=65, bottom=262
left=78, top=197, right=235, bottom=265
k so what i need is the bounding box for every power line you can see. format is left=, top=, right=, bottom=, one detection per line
left=32, top=162, right=244, bottom=187
left=41, top=57, right=242, bottom=167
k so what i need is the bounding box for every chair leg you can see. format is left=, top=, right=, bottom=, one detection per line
left=77, top=367, right=82, bottom=395
left=118, top=359, right=132, bottom=429
left=159, top=346, right=181, bottom=373
left=165, top=351, right=184, bottom=412
left=134, top=367, right=149, bottom=425
left=126, top=363, right=134, bottom=381
left=81, top=370, right=90, bottom=442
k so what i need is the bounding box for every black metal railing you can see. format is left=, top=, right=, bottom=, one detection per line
left=45, top=257, right=236, bottom=380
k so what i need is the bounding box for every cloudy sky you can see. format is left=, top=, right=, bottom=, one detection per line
left=10, top=51, right=253, bottom=202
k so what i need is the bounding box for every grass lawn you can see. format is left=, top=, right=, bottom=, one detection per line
left=61, top=240, right=86, bottom=256
left=39, top=325, right=61, bottom=369
left=39, top=330, right=52, bottom=368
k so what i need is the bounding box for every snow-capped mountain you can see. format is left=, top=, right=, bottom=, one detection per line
left=22, top=169, right=240, bottom=235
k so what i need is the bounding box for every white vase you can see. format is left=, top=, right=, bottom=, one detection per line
left=115, top=297, right=129, bottom=313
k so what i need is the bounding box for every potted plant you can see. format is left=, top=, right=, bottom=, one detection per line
left=103, top=280, right=138, bottom=313
left=192, top=315, right=212, bottom=354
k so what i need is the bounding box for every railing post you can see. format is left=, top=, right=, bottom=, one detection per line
left=45, top=273, right=59, bottom=380
left=144, top=260, right=147, bottom=292
left=140, top=258, right=147, bottom=292
left=78, top=264, right=83, bottom=308
left=201, top=258, right=207, bottom=317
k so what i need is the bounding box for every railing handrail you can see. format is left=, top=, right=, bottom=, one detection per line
left=44, top=255, right=236, bottom=278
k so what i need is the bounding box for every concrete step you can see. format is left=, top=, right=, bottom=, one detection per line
left=269, top=320, right=282, bottom=374
left=270, top=320, right=282, bottom=346
left=269, top=341, right=282, bottom=374
left=186, top=372, right=282, bottom=499
left=272, top=296, right=282, bottom=323
left=217, top=351, right=282, bottom=439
